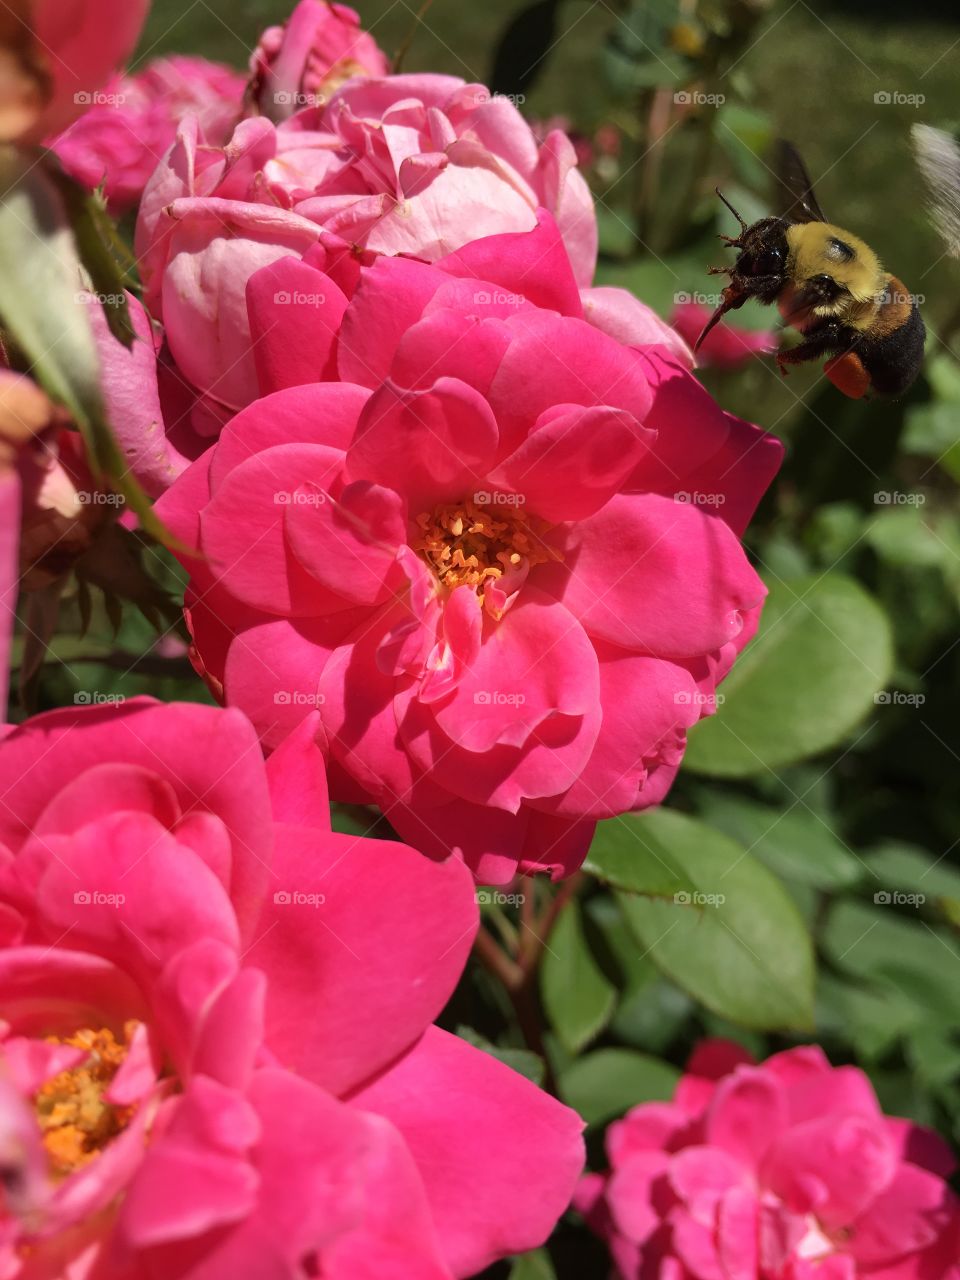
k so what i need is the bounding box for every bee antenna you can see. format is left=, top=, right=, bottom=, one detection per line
left=715, top=187, right=748, bottom=232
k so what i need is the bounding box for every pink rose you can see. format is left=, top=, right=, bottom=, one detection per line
left=134, top=73, right=599, bottom=423
left=576, top=1039, right=960, bottom=1280
left=670, top=299, right=778, bottom=371
left=0, top=699, right=584, bottom=1276
left=4, top=0, right=150, bottom=143
left=49, top=56, right=246, bottom=213
left=247, top=0, right=389, bottom=122
left=155, top=217, right=782, bottom=883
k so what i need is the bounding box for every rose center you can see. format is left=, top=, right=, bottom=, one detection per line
left=34, top=1023, right=140, bottom=1178
left=413, top=498, right=557, bottom=607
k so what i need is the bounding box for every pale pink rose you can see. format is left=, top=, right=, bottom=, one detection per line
left=49, top=56, right=246, bottom=213
left=0, top=699, right=584, bottom=1277
left=134, top=73, right=598, bottom=424
left=10, top=0, right=150, bottom=143
left=670, top=299, right=778, bottom=370
left=155, top=216, right=782, bottom=883
left=86, top=290, right=196, bottom=495
left=247, top=0, right=389, bottom=122
left=576, top=1039, right=960, bottom=1280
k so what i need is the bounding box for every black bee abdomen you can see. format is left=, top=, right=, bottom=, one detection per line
left=857, top=301, right=926, bottom=397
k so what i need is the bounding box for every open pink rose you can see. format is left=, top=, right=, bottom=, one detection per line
left=576, top=1039, right=960, bottom=1280
left=0, top=699, right=584, bottom=1276
left=134, top=72, right=599, bottom=424
left=5, top=0, right=150, bottom=143
left=49, top=57, right=246, bottom=214
left=155, top=216, right=782, bottom=882
left=670, top=299, right=778, bottom=371
left=247, top=0, right=389, bottom=122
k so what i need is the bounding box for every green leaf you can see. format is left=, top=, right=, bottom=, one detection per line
left=683, top=574, right=893, bottom=777
left=822, top=900, right=960, bottom=1022
left=610, top=976, right=694, bottom=1052
left=615, top=810, right=816, bottom=1030
left=509, top=1249, right=557, bottom=1280
left=584, top=813, right=695, bottom=898
left=902, top=401, right=960, bottom=482
left=455, top=1026, right=545, bottom=1086
left=863, top=841, right=960, bottom=911
left=866, top=507, right=946, bottom=569
left=558, top=1047, right=679, bottom=1126
left=329, top=804, right=384, bottom=838
left=696, top=793, right=862, bottom=891
left=540, top=899, right=617, bottom=1053
left=816, top=973, right=919, bottom=1060
left=0, top=147, right=163, bottom=540
left=46, top=161, right=136, bottom=347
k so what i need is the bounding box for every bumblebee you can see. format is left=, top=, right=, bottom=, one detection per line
left=696, top=141, right=925, bottom=399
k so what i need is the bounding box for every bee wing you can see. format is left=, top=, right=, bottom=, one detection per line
left=913, top=124, right=960, bottom=259
left=774, top=139, right=828, bottom=223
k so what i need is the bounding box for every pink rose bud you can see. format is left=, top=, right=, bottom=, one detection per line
left=247, top=0, right=389, bottom=122
left=49, top=57, right=246, bottom=213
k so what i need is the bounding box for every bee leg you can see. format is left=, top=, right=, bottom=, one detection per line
left=717, top=234, right=742, bottom=246
left=776, top=325, right=848, bottom=377
left=706, top=265, right=732, bottom=276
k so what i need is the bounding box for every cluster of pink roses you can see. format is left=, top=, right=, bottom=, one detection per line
left=2, top=3, right=958, bottom=1279
left=77, top=0, right=782, bottom=882
left=578, top=1040, right=960, bottom=1280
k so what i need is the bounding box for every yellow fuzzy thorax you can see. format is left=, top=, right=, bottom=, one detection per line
left=785, top=222, right=886, bottom=328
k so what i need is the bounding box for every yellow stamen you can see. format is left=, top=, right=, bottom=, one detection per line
left=34, top=1023, right=140, bottom=1178
left=412, top=498, right=561, bottom=608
